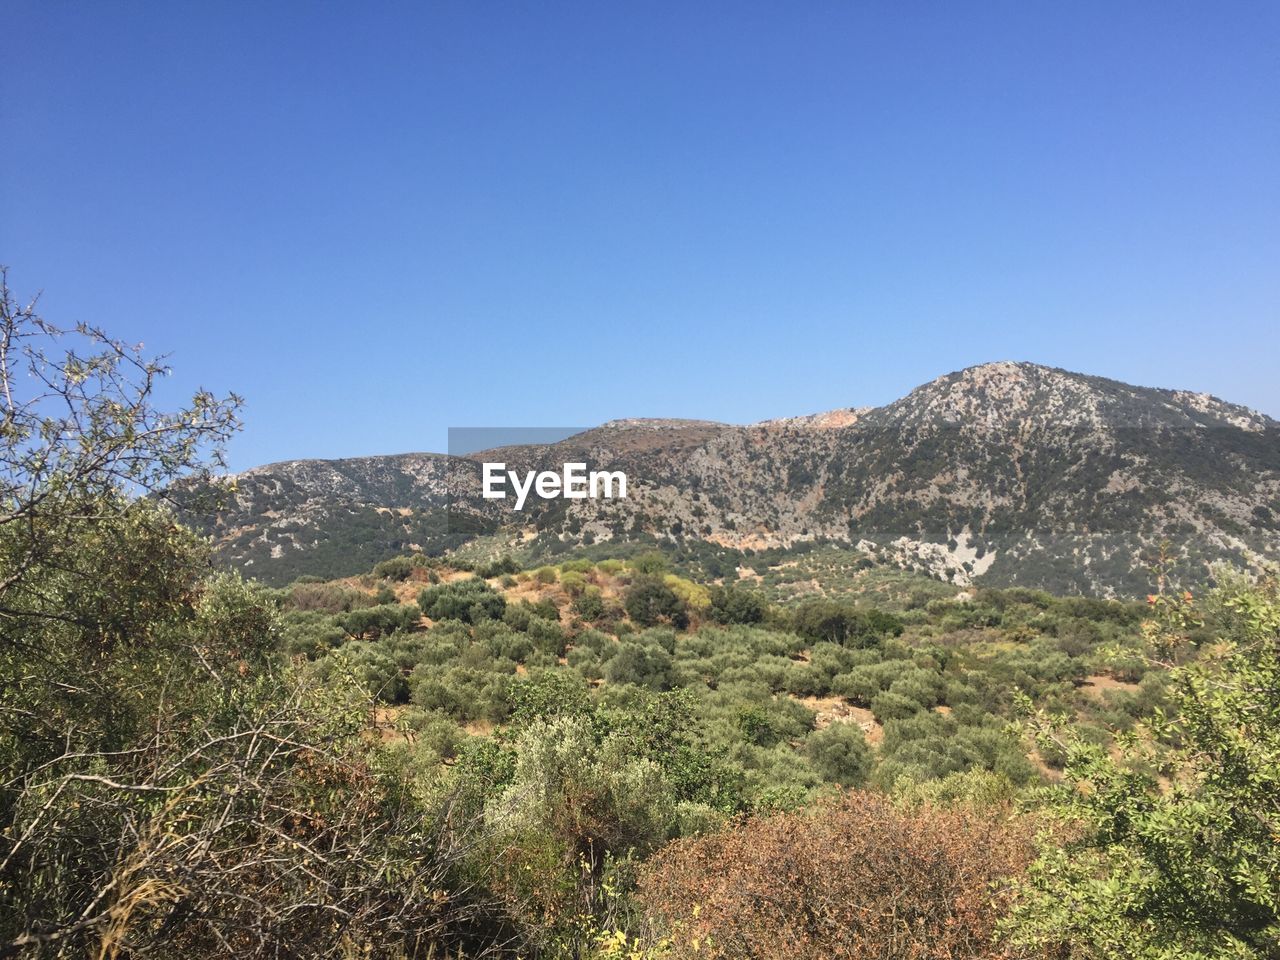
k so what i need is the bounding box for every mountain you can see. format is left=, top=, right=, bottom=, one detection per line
left=178, top=362, right=1280, bottom=594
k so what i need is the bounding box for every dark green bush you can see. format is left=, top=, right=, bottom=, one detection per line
left=709, top=586, right=766, bottom=624
left=805, top=723, right=873, bottom=786
left=625, top=576, right=688, bottom=628
left=417, top=577, right=506, bottom=624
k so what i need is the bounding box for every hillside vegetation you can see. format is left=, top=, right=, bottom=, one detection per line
left=4, top=279, right=1279, bottom=958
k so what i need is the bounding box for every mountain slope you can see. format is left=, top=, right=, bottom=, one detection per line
left=179, top=362, right=1280, bottom=593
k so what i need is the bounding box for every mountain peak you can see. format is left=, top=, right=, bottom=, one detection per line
left=753, top=408, right=872, bottom=430
left=185, top=361, right=1279, bottom=593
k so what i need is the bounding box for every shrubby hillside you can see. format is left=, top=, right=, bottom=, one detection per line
left=281, top=552, right=1157, bottom=806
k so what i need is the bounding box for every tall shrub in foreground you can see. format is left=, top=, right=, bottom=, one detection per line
left=0, top=276, right=519, bottom=958
left=637, top=790, right=1037, bottom=959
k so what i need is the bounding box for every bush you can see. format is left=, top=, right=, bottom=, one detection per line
left=604, top=641, right=677, bottom=691
left=830, top=661, right=896, bottom=706
left=804, top=724, right=872, bottom=786
left=338, top=641, right=409, bottom=702
left=559, top=570, right=588, bottom=597
left=624, top=577, right=688, bottom=629
left=572, top=587, right=607, bottom=622
left=477, top=556, right=519, bottom=579
left=1006, top=580, right=1280, bottom=958
left=708, top=586, right=766, bottom=624
left=791, top=601, right=903, bottom=647
left=336, top=603, right=420, bottom=640
left=870, top=689, right=924, bottom=723
left=526, top=616, right=567, bottom=657
left=410, top=670, right=512, bottom=725
left=290, top=580, right=369, bottom=614
left=371, top=555, right=416, bottom=581
left=630, top=552, right=668, bottom=576
left=638, top=791, right=1036, bottom=960
left=418, top=578, right=506, bottom=624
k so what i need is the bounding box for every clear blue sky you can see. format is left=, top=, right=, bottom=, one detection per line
left=5, top=1, right=1278, bottom=471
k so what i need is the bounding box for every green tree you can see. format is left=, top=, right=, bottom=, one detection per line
left=791, top=600, right=903, bottom=647
left=573, top=586, right=607, bottom=622
left=708, top=585, right=766, bottom=625
left=630, top=551, right=669, bottom=576
left=1005, top=579, right=1280, bottom=958
left=417, top=577, right=506, bottom=623
left=624, top=576, right=688, bottom=628
left=805, top=723, right=873, bottom=786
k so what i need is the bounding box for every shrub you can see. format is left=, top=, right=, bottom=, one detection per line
left=526, top=616, right=567, bottom=657
left=418, top=578, right=506, bottom=624
left=782, top=663, right=825, bottom=698
left=604, top=641, right=676, bottom=691
left=336, top=603, right=420, bottom=640
left=638, top=791, right=1036, bottom=960
left=624, top=577, right=688, bottom=629
left=290, top=580, right=368, bottom=614
left=708, top=586, right=766, bottom=624
left=508, top=669, right=593, bottom=728
left=408, top=654, right=514, bottom=724
left=791, top=601, right=903, bottom=647
left=888, top=668, right=945, bottom=708
left=337, top=641, right=409, bottom=702
left=1006, top=579, right=1280, bottom=958
left=663, top=575, right=711, bottom=615
left=804, top=723, right=873, bottom=786
left=830, top=661, right=896, bottom=706
left=736, top=707, right=777, bottom=747
left=477, top=556, right=519, bottom=579
left=630, top=552, right=669, bottom=576
left=371, top=555, right=416, bottom=581
left=573, top=587, right=607, bottom=622
left=870, top=689, right=924, bottom=723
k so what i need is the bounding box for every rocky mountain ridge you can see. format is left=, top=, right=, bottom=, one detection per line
left=180, top=362, right=1280, bottom=594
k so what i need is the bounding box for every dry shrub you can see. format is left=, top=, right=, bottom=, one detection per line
left=637, top=791, right=1037, bottom=960
left=1, top=677, right=521, bottom=959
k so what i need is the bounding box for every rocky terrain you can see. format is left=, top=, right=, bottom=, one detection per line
left=180, top=362, right=1280, bottom=594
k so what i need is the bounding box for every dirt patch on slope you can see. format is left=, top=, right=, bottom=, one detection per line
left=795, top=695, right=883, bottom=745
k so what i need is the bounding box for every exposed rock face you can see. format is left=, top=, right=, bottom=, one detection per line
left=180, top=362, right=1280, bottom=593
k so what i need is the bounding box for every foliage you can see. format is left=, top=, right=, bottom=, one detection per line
left=707, top=585, right=766, bottom=624
left=638, top=791, right=1037, bottom=959
left=2, top=669, right=518, bottom=958
left=419, top=577, right=507, bottom=624
left=623, top=577, right=688, bottom=629
left=1005, top=578, right=1280, bottom=958
left=0, top=281, right=519, bottom=956
left=573, top=587, right=607, bottom=622
left=803, top=723, right=873, bottom=786
left=790, top=599, right=903, bottom=647
left=9, top=278, right=1261, bottom=956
